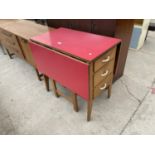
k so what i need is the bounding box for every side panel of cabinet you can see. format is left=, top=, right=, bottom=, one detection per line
left=46, top=19, right=70, bottom=28
left=114, top=19, right=134, bottom=81
left=92, top=19, right=116, bottom=36
left=29, top=42, right=89, bottom=100
left=68, top=19, right=92, bottom=32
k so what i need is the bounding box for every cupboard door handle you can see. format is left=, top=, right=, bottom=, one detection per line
left=101, top=70, right=109, bottom=77
left=100, top=83, right=107, bottom=90
left=102, top=56, right=110, bottom=63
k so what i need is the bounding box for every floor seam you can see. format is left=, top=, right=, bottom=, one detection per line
left=120, top=79, right=141, bottom=103
left=119, top=78, right=155, bottom=135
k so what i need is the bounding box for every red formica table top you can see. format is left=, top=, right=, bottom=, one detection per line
left=31, top=27, right=121, bottom=61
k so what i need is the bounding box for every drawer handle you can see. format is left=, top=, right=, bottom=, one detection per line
left=102, top=56, right=110, bottom=63
left=101, top=70, right=109, bottom=77
left=100, top=83, right=107, bottom=90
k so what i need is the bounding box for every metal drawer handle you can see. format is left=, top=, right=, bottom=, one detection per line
left=102, top=56, right=110, bottom=63
left=100, top=83, right=107, bottom=90
left=101, top=70, right=109, bottom=77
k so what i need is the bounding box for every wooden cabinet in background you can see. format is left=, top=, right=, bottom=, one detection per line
left=68, top=19, right=92, bottom=32
left=0, top=29, right=25, bottom=59
left=46, top=19, right=70, bottom=28
left=92, top=19, right=116, bottom=36
left=0, top=20, right=53, bottom=87
left=0, top=20, right=51, bottom=66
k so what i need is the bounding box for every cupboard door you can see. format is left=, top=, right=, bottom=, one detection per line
left=92, top=19, right=116, bottom=36
left=69, top=19, right=92, bottom=32
left=30, top=42, right=89, bottom=100
left=0, top=34, right=25, bottom=59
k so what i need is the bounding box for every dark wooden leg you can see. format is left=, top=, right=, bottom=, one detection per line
left=87, top=100, right=93, bottom=121
left=35, top=68, right=43, bottom=81
left=43, top=75, right=50, bottom=91
left=6, top=49, right=14, bottom=59
left=51, top=79, right=60, bottom=97
left=72, top=93, right=79, bottom=112
left=108, top=84, right=112, bottom=98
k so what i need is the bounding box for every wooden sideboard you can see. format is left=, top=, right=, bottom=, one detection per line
left=0, top=20, right=51, bottom=65
left=0, top=20, right=54, bottom=90
left=30, top=28, right=121, bottom=121
left=0, top=20, right=19, bottom=55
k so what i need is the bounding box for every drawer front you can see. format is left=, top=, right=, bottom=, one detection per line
left=94, top=59, right=114, bottom=87
left=0, top=29, right=15, bottom=41
left=30, top=41, right=89, bottom=100
left=94, top=46, right=116, bottom=72
left=19, top=37, right=36, bottom=67
left=0, top=29, right=19, bottom=48
left=0, top=31, right=25, bottom=59
left=1, top=38, right=24, bottom=59
left=94, top=74, right=113, bottom=98
left=2, top=37, right=17, bottom=47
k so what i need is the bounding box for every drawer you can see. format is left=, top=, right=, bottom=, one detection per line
left=2, top=37, right=17, bottom=47
left=0, top=29, right=21, bottom=50
left=94, top=59, right=114, bottom=87
left=2, top=37, right=20, bottom=51
left=0, top=29, right=15, bottom=41
left=94, top=74, right=113, bottom=98
left=18, top=37, right=36, bottom=66
left=1, top=38, right=25, bottom=59
left=94, top=46, right=116, bottom=72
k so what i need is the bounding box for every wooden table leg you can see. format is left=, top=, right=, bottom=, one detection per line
left=6, top=49, right=14, bottom=59
left=43, top=75, right=50, bottom=91
left=87, top=100, right=93, bottom=121
left=51, top=79, right=60, bottom=97
left=108, top=84, right=112, bottom=98
left=72, top=93, right=79, bottom=112
left=35, top=68, right=43, bottom=81
left=87, top=62, right=93, bottom=121
left=51, top=82, right=79, bottom=112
